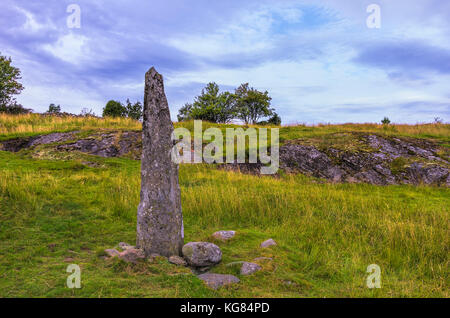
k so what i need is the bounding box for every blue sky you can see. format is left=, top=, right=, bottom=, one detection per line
left=1, top=0, right=449, bottom=124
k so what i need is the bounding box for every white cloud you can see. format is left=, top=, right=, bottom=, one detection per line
left=15, top=6, right=56, bottom=33
left=42, top=33, right=90, bottom=65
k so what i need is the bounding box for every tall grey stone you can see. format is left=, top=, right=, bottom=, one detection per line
left=136, top=67, right=184, bottom=257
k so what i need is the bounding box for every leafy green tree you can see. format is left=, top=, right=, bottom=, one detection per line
left=177, top=103, right=193, bottom=122
left=102, top=100, right=126, bottom=117
left=257, top=113, right=281, bottom=126
left=234, top=83, right=273, bottom=124
left=268, top=113, right=281, bottom=125
left=178, top=82, right=236, bottom=123
left=125, top=99, right=143, bottom=121
left=0, top=53, right=24, bottom=110
left=0, top=102, right=31, bottom=114
left=381, top=117, right=391, bottom=125
left=47, top=103, right=61, bottom=114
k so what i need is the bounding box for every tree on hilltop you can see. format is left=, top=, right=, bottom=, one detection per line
left=234, top=83, right=274, bottom=125
left=0, top=53, right=29, bottom=114
left=47, top=103, right=61, bottom=114
left=102, top=100, right=127, bottom=117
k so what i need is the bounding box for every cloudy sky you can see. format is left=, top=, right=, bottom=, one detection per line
left=1, top=0, right=449, bottom=124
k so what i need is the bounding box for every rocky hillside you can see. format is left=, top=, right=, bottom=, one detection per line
left=1, top=130, right=448, bottom=186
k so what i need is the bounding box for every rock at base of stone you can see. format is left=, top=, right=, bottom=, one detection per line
left=118, top=242, right=134, bottom=250
left=104, top=249, right=120, bottom=257
left=260, top=239, right=277, bottom=248
left=182, top=242, right=222, bottom=267
left=147, top=253, right=167, bottom=263
left=169, top=255, right=187, bottom=266
left=118, top=248, right=145, bottom=263
left=212, top=230, right=236, bottom=241
left=197, top=273, right=240, bottom=290
left=240, top=262, right=262, bottom=275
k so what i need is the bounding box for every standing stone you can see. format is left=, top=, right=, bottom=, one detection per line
left=136, top=67, right=184, bottom=258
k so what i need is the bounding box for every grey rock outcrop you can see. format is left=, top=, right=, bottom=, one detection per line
left=56, top=131, right=141, bottom=158
left=136, top=67, right=184, bottom=257
left=3, top=128, right=448, bottom=187
left=182, top=242, right=222, bottom=267
left=280, top=134, right=449, bottom=186
left=197, top=273, right=240, bottom=290
left=0, top=132, right=77, bottom=152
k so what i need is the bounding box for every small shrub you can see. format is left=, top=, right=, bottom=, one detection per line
left=381, top=117, right=391, bottom=125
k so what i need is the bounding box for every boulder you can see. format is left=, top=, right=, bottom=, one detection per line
left=260, top=239, right=277, bottom=248
left=197, top=273, right=240, bottom=290
left=212, top=230, right=236, bottom=241
left=182, top=242, right=222, bottom=267
left=240, top=262, right=262, bottom=275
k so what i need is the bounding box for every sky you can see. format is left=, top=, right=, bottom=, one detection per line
left=1, top=0, right=449, bottom=124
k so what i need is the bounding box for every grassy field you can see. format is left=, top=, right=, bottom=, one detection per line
left=0, top=115, right=448, bottom=297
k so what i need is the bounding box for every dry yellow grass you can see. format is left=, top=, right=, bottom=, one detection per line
left=0, top=113, right=142, bottom=138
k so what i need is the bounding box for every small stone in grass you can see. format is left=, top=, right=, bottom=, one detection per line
left=212, top=230, right=236, bottom=241
left=260, top=239, right=277, bottom=248
left=240, top=262, right=262, bottom=275
left=197, top=273, right=240, bottom=290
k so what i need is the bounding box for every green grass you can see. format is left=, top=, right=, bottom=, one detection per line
left=0, top=148, right=448, bottom=297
